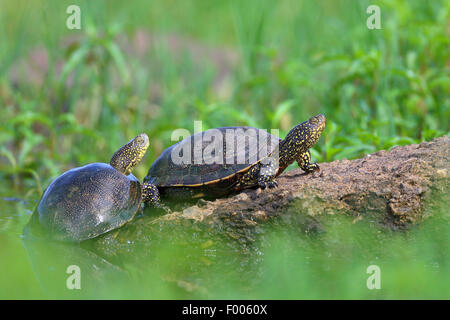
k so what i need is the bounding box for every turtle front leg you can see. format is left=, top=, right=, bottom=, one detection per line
left=296, top=150, right=320, bottom=173
left=142, top=183, right=170, bottom=212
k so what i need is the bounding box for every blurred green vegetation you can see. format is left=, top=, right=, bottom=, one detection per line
left=0, top=198, right=448, bottom=299
left=0, top=0, right=449, bottom=198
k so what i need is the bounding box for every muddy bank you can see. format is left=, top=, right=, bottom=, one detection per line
left=86, top=136, right=449, bottom=258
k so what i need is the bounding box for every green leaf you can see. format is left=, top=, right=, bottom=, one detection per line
left=271, top=100, right=295, bottom=128
left=105, top=41, right=131, bottom=86
left=59, top=43, right=91, bottom=84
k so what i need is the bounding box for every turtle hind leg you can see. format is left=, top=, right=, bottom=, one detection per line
left=255, top=159, right=278, bottom=189
left=142, top=183, right=171, bottom=212
left=257, top=175, right=278, bottom=189
left=296, top=150, right=320, bottom=173
left=257, top=162, right=278, bottom=189
left=236, top=160, right=279, bottom=190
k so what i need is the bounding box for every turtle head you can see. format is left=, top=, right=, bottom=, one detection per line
left=280, top=114, right=326, bottom=163
left=110, top=133, right=149, bottom=175
left=303, top=114, right=326, bottom=148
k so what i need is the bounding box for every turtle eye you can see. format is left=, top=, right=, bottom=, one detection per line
left=136, top=137, right=144, bottom=145
left=135, top=135, right=148, bottom=147
left=134, top=133, right=149, bottom=148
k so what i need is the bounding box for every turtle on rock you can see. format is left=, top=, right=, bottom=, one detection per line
left=26, top=133, right=165, bottom=242
left=143, top=114, right=326, bottom=207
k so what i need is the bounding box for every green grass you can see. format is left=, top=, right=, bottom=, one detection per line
left=0, top=0, right=448, bottom=299
left=0, top=0, right=448, bottom=197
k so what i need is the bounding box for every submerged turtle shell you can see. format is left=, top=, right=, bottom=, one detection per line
left=146, top=127, right=281, bottom=187
left=32, top=163, right=141, bottom=241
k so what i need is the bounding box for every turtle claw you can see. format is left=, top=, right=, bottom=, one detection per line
left=258, top=178, right=278, bottom=189
left=304, top=163, right=320, bottom=173
left=267, top=180, right=278, bottom=188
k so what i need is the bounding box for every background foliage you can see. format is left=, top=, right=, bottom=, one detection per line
left=0, top=0, right=448, bottom=198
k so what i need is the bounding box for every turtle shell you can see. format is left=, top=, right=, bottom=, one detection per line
left=145, top=127, right=281, bottom=187
left=31, top=163, right=141, bottom=242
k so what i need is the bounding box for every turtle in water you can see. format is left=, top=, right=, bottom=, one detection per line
left=143, top=114, right=326, bottom=206
left=26, top=133, right=158, bottom=242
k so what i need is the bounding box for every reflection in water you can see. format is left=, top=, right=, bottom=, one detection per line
left=20, top=200, right=266, bottom=299
left=21, top=214, right=252, bottom=299
left=22, top=235, right=130, bottom=299
left=13, top=195, right=450, bottom=299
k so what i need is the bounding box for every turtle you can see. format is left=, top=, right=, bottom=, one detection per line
left=26, top=133, right=157, bottom=242
left=143, top=114, right=326, bottom=206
